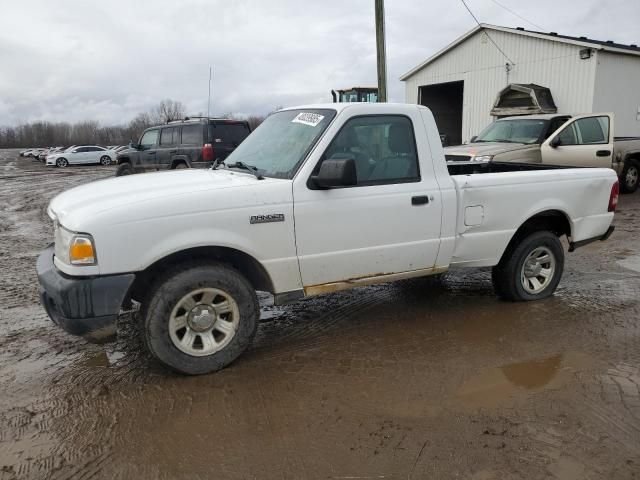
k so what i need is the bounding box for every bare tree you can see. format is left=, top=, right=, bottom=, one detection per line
left=151, top=99, right=186, bottom=124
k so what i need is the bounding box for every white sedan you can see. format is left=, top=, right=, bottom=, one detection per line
left=46, top=146, right=116, bottom=167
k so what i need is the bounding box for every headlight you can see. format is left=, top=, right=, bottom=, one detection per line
left=54, top=223, right=97, bottom=265
left=472, top=155, right=493, bottom=163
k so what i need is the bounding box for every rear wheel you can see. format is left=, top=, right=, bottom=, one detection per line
left=620, top=160, right=639, bottom=194
left=115, top=162, right=133, bottom=176
left=142, top=262, right=259, bottom=375
left=174, top=162, right=188, bottom=169
left=100, top=155, right=112, bottom=166
left=56, top=158, right=68, bottom=167
left=492, top=231, right=564, bottom=301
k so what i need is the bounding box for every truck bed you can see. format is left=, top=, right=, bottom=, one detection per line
left=446, top=168, right=616, bottom=268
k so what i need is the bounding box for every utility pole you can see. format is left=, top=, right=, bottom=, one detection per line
left=375, top=0, right=387, bottom=102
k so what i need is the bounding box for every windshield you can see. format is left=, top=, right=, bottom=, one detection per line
left=474, top=119, right=548, bottom=144
left=223, top=109, right=336, bottom=179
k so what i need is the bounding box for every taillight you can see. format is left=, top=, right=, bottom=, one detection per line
left=202, top=143, right=215, bottom=162
left=608, top=181, right=619, bottom=212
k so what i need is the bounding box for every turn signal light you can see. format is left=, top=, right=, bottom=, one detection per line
left=69, top=237, right=96, bottom=265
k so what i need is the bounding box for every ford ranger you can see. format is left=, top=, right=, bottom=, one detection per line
left=37, top=103, right=619, bottom=375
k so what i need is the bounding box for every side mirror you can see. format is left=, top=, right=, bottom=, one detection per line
left=469, top=135, right=478, bottom=143
left=550, top=136, right=561, bottom=148
left=311, top=158, right=357, bottom=189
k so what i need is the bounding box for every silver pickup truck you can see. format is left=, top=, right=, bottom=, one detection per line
left=445, top=113, right=640, bottom=193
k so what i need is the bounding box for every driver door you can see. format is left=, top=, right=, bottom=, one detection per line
left=292, top=111, right=443, bottom=291
left=540, top=114, right=614, bottom=168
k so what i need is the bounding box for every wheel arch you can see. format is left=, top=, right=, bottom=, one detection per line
left=170, top=157, right=190, bottom=169
left=129, top=246, right=275, bottom=303
left=499, top=209, right=572, bottom=264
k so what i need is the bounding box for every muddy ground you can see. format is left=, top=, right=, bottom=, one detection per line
left=0, top=148, right=639, bottom=480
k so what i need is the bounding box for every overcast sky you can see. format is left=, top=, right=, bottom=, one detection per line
left=0, top=0, right=638, bottom=126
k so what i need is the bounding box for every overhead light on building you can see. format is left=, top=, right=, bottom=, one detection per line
left=580, top=48, right=592, bottom=59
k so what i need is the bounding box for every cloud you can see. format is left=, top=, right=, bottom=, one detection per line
left=0, top=0, right=638, bottom=126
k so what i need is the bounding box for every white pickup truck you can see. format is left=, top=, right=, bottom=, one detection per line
left=37, top=103, right=618, bottom=375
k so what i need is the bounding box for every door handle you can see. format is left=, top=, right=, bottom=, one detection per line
left=596, top=150, right=611, bottom=157
left=169, top=149, right=178, bottom=153
left=146, top=151, right=156, bottom=155
left=411, top=195, right=429, bottom=205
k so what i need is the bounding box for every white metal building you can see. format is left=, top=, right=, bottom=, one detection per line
left=401, top=24, right=640, bottom=145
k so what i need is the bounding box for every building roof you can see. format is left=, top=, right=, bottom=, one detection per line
left=400, top=24, right=640, bottom=81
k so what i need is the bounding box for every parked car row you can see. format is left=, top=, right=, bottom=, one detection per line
left=19, top=145, right=127, bottom=167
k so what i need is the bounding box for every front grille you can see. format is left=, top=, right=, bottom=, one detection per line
left=445, top=154, right=472, bottom=162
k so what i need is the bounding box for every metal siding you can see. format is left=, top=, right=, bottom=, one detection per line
left=404, top=30, right=597, bottom=142
left=593, top=51, right=640, bottom=136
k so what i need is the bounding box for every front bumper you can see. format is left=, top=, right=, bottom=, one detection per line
left=36, top=245, right=135, bottom=343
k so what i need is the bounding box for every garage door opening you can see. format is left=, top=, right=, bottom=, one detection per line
left=419, top=81, right=464, bottom=146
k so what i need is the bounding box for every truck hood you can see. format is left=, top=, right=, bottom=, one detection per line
left=49, top=169, right=283, bottom=230
left=444, top=142, right=531, bottom=157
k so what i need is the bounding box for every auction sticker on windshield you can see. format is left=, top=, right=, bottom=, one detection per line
left=292, top=112, right=325, bottom=127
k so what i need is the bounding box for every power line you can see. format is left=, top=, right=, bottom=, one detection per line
left=460, top=0, right=515, bottom=65
left=489, top=0, right=545, bottom=31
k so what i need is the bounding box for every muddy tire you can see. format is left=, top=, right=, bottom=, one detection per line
left=174, top=162, right=188, bottom=169
left=620, top=160, right=639, bottom=194
left=492, top=231, right=564, bottom=302
left=142, top=262, right=259, bottom=375
left=56, top=158, right=68, bottom=167
left=115, top=162, right=133, bottom=176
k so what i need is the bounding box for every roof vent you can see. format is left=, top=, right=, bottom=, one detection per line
left=631, top=44, right=638, bottom=47
left=606, top=40, right=614, bottom=44
left=579, top=36, right=587, bottom=39
left=516, top=27, right=524, bottom=30
left=549, top=32, right=558, bottom=36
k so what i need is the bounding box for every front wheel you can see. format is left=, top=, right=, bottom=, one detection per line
left=492, top=231, right=564, bottom=301
left=142, top=262, right=259, bottom=375
left=56, top=158, right=68, bottom=167
left=115, top=162, right=133, bottom=176
left=620, top=160, right=639, bottom=194
left=100, top=155, right=112, bottom=166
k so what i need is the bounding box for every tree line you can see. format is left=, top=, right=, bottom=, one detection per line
left=0, top=99, right=266, bottom=148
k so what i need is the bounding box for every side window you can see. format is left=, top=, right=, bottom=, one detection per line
left=140, top=130, right=159, bottom=149
left=319, top=115, right=419, bottom=185
left=181, top=124, right=203, bottom=145
left=75, top=147, right=89, bottom=153
left=556, top=116, right=609, bottom=146
left=211, top=124, right=250, bottom=146
left=575, top=116, right=609, bottom=144
left=557, top=123, right=577, bottom=145
left=160, top=127, right=176, bottom=146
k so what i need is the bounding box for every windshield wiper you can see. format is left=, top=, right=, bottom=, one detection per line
left=226, top=161, right=264, bottom=180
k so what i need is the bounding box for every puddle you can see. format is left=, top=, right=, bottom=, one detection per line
left=617, top=254, right=640, bottom=273
left=82, top=350, right=126, bottom=368
left=455, top=352, right=592, bottom=409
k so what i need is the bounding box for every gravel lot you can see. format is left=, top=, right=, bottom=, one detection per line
left=1, top=148, right=639, bottom=479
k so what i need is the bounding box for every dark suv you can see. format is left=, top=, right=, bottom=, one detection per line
left=116, top=117, right=251, bottom=176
